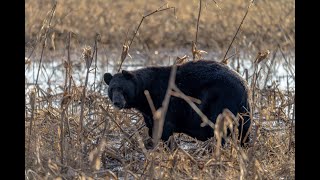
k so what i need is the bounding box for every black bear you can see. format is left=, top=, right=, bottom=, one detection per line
left=104, top=60, right=251, bottom=146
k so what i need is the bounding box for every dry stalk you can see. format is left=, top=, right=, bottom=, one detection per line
left=288, top=96, right=295, bottom=152
left=244, top=69, right=249, bottom=82
left=248, top=121, right=260, bottom=161
left=99, top=106, right=128, bottom=137
left=59, top=92, right=73, bottom=165
left=192, top=0, right=211, bottom=61
left=152, top=64, right=215, bottom=148
left=144, top=90, right=156, bottom=115
left=170, top=90, right=201, bottom=104
left=89, top=138, right=107, bottom=171
left=263, top=48, right=278, bottom=89
left=118, top=123, right=147, bottom=150
left=35, top=2, right=57, bottom=85
left=192, top=42, right=207, bottom=61
left=211, top=0, right=222, bottom=11
left=178, top=147, right=197, bottom=165
left=64, top=33, right=74, bottom=141
left=278, top=44, right=295, bottom=80
left=213, top=114, right=224, bottom=159
left=124, top=169, right=139, bottom=179
left=222, top=0, right=255, bottom=64
left=93, top=33, right=100, bottom=91
left=64, top=55, right=70, bottom=92
left=152, top=64, right=177, bottom=148
left=77, top=45, right=94, bottom=169
left=251, top=54, right=266, bottom=112
left=106, top=170, right=118, bottom=179
left=128, top=124, right=147, bottom=140
left=134, top=132, right=149, bottom=158
left=26, top=1, right=57, bottom=64
left=172, top=85, right=215, bottom=129
left=175, top=55, right=189, bottom=65
left=59, top=108, right=66, bottom=165
left=99, top=105, right=135, bottom=148
left=141, top=160, right=150, bottom=180
left=67, top=32, right=74, bottom=94
left=27, top=88, right=36, bottom=157
left=236, top=48, right=240, bottom=73
left=79, top=46, right=94, bottom=132
left=195, top=0, right=202, bottom=47
left=148, top=156, right=155, bottom=180
left=117, top=4, right=175, bottom=71
left=26, top=169, right=42, bottom=180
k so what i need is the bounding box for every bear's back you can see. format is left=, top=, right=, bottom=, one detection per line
left=176, top=60, right=249, bottom=93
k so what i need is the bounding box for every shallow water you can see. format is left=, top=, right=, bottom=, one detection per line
left=25, top=48, right=295, bottom=128
left=25, top=48, right=295, bottom=95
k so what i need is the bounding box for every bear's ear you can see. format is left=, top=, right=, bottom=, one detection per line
left=104, top=73, right=113, bottom=85
left=122, top=70, right=134, bottom=79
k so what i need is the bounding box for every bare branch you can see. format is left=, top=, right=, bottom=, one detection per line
left=117, top=4, right=175, bottom=72
left=222, top=0, right=255, bottom=64
left=152, top=64, right=177, bottom=147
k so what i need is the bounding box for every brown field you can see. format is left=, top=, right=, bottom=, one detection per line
left=25, top=0, right=294, bottom=51
left=25, top=0, right=295, bottom=179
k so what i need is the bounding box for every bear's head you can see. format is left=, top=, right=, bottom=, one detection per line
left=104, top=70, right=137, bottom=109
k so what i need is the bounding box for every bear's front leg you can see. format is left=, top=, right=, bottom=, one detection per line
left=160, top=120, right=175, bottom=142
left=142, top=114, right=154, bottom=149
left=143, top=114, right=153, bottom=137
left=143, top=113, right=175, bottom=141
left=143, top=113, right=176, bottom=148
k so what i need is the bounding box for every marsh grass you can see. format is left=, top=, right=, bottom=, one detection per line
left=25, top=0, right=294, bottom=179
left=25, top=0, right=294, bottom=52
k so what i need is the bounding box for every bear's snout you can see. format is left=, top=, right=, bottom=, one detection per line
left=112, top=92, right=126, bottom=109
left=113, top=101, right=124, bottom=109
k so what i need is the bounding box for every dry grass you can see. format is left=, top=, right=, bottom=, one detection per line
left=24, top=83, right=295, bottom=179
left=25, top=0, right=294, bottom=52
left=25, top=0, right=295, bottom=179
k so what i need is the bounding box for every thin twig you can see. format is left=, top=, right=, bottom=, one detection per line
left=170, top=90, right=201, bottom=104
left=144, top=90, right=156, bottom=115
left=129, top=4, right=174, bottom=48
left=59, top=109, right=65, bottom=164
left=26, top=2, right=58, bottom=62
left=288, top=95, right=295, bottom=153
left=222, top=0, right=255, bottom=64
left=117, top=4, right=175, bottom=72
left=195, top=0, right=202, bottom=45
left=99, top=105, right=135, bottom=146
left=172, top=85, right=215, bottom=129
left=27, top=89, right=36, bottom=158
left=35, top=2, right=57, bottom=85
left=211, top=0, right=222, bottom=11
left=178, top=147, right=198, bottom=165
left=152, top=64, right=177, bottom=147
left=93, top=33, right=100, bottom=91
left=192, top=0, right=203, bottom=61
left=79, top=52, right=91, bottom=132
left=67, top=32, right=72, bottom=94
left=278, top=44, right=295, bottom=81
left=77, top=46, right=94, bottom=169
left=263, top=47, right=278, bottom=89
